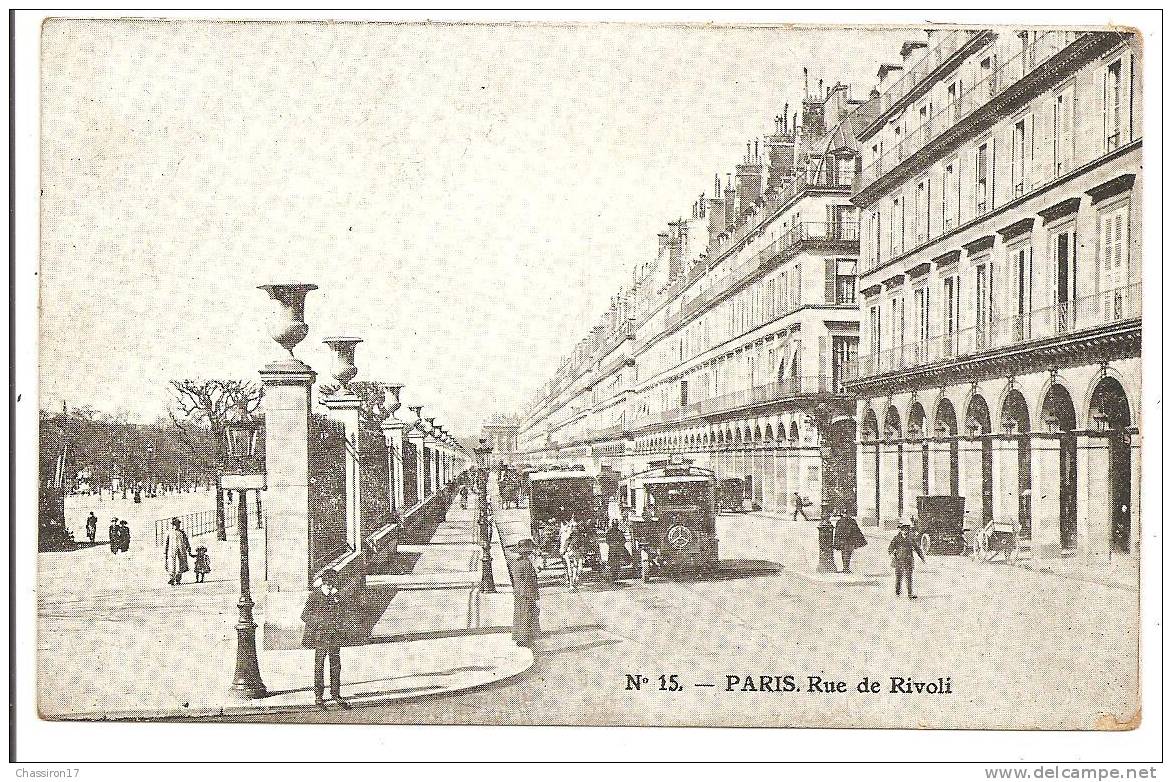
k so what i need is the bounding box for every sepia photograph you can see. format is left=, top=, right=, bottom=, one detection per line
left=15, top=9, right=1161, bottom=768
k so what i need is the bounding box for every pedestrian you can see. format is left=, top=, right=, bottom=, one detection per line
left=605, top=519, right=629, bottom=580
left=118, top=519, right=131, bottom=553
left=793, top=491, right=812, bottom=523
left=300, top=568, right=350, bottom=709
left=108, top=517, right=121, bottom=554
left=163, top=518, right=191, bottom=586
left=85, top=512, right=98, bottom=544
left=505, top=539, right=541, bottom=648
left=459, top=484, right=469, bottom=511
left=888, top=521, right=926, bottom=599
left=193, top=545, right=212, bottom=583
left=832, top=513, right=868, bottom=574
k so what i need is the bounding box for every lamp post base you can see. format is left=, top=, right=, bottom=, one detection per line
left=232, top=618, right=268, bottom=699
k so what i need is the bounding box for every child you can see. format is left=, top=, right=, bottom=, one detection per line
left=193, top=545, right=212, bottom=583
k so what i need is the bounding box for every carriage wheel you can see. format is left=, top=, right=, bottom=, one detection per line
left=919, top=532, right=932, bottom=558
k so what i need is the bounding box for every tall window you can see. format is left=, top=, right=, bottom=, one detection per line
left=1010, top=244, right=1032, bottom=341
left=1011, top=117, right=1027, bottom=197
left=915, top=179, right=929, bottom=243
left=944, top=275, right=960, bottom=356
left=831, top=336, right=858, bottom=392
left=1104, top=60, right=1124, bottom=152
left=835, top=259, right=857, bottom=304
left=869, top=305, right=881, bottom=358
left=835, top=155, right=854, bottom=186
left=975, top=142, right=990, bottom=215
left=1099, top=204, right=1129, bottom=316
left=1054, top=87, right=1074, bottom=175
left=890, top=195, right=903, bottom=256
left=942, top=162, right=956, bottom=230
left=913, top=286, right=929, bottom=364
left=974, top=262, right=993, bottom=348
left=891, top=296, right=905, bottom=365
left=1052, top=226, right=1077, bottom=332
left=793, top=264, right=801, bottom=304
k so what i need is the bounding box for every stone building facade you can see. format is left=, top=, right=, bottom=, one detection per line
left=848, top=28, right=1142, bottom=565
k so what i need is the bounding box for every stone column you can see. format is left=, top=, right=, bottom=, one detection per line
left=1076, top=433, right=1111, bottom=566
left=992, top=432, right=1020, bottom=533
left=928, top=433, right=953, bottom=495
left=878, top=440, right=900, bottom=528
left=258, top=360, right=316, bottom=650
left=1030, top=435, right=1062, bottom=559
left=959, top=435, right=985, bottom=534
left=407, top=430, right=426, bottom=508
left=904, top=435, right=924, bottom=519
left=381, top=418, right=406, bottom=514
left=857, top=440, right=878, bottom=526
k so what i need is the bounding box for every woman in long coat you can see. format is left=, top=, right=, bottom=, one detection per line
left=506, top=539, right=541, bottom=648
left=163, top=518, right=192, bottom=586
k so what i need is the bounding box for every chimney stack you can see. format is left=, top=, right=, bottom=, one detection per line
left=707, top=176, right=727, bottom=247
left=667, top=220, right=685, bottom=279
left=723, top=174, right=736, bottom=231
left=735, top=154, right=764, bottom=217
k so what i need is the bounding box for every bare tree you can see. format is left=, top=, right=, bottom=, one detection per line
left=170, top=379, right=264, bottom=540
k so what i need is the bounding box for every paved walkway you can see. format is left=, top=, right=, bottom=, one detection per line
left=38, top=492, right=531, bottom=720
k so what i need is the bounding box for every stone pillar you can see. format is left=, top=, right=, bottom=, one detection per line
left=1076, top=433, right=1111, bottom=566
left=1030, top=436, right=1062, bottom=559
left=259, top=360, right=316, bottom=650
left=878, top=441, right=901, bottom=528
left=408, top=431, right=426, bottom=508
left=381, top=419, right=406, bottom=513
left=927, top=433, right=950, bottom=495
left=857, top=440, right=878, bottom=526
left=320, top=390, right=363, bottom=554
left=959, top=436, right=985, bottom=534
left=992, top=434, right=1020, bottom=533
left=904, top=437, right=924, bottom=519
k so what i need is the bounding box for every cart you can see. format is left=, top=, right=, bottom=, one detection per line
left=971, top=519, right=1019, bottom=563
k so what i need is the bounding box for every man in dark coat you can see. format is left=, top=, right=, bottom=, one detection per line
left=505, top=539, right=541, bottom=648
left=118, top=519, right=131, bottom=553
left=108, top=518, right=121, bottom=554
left=301, top=568, right=350, bottom=709
left=888, top=522, right=926, bottom=599
left=85, top=512, right=98, bottom=543
left=832, top=514, right=868, bottom=574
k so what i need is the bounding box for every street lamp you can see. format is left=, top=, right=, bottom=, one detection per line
left=474, top=437, right=495, bottom=593
left=223, top=418, right=267, bottom=699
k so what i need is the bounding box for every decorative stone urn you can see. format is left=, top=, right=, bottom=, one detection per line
left=323, top=337, right=362, bottom=391
left=258, top=284, right=318, bottom=357
left=382, top=384, right=403, bottom=420
left=409, top=406, right=424, bottom=426
left=425, top=416, right=437, bottom=433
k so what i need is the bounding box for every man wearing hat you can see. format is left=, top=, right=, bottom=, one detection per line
left=300, top=568, right=350, bottom=709
left=108, top=517, right=122, bottom=554
left=888, top=521, right=926, bottom=599
left=163, top=518, right=192, bottom=586
left=504, top=539, right=541, bottom=648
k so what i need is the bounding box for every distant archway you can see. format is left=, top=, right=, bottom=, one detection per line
left=1089, top=377, right=1133, bottom=553
left=1041, top=383, right=1078, bottom=550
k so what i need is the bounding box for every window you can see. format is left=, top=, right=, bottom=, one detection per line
left=943, top=275, right=960, bottom=355
left=975, top=142, right=989, bottom=215
left=766, top=279, right=775, bottom=318
left=831, top=336, right=858, bottom=392
left=1011, top=117, right=1027, bottom=197
left=869, top=305, right=881, bottom=357
left=974, top=261, right=993, bottom=348
left=1099, top=204, right=1129, bottom=308
left=1054, top=87, right=1074, bottom=175
left=890, top=296, right=905, bottom=362
left=793, top=264, right=801, bottom=304
left=1010, top=244, right=1032, bottom=341
left=835, top=259, right=857, bottom=304
left=914, top=286, right=930, bottom=341
left=915, top=179, right=929, bottom=243
left=835, top=155, right=854, bottom=186
left=1052, top=226, right=1077, bottom=332
left=942, top=162, right=956, bottom=230
left=890, top=195, right=903, bottom=256
left=1104, top=60, right=1124, bottom=152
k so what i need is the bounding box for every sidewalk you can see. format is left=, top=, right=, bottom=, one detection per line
left=38, top=493, right=532, bottom=720
left=751, top=509, right=1138, bottom=591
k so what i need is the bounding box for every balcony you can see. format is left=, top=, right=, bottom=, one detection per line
left=857, top=282, right=1140, bottom=377
left=857, top=30, right=1084, bottom=194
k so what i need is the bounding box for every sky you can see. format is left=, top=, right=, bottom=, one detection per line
left=39, top=19, right=911, bottom=434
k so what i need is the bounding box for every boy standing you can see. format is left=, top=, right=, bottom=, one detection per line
left=301, top=568, right=350, bottom=709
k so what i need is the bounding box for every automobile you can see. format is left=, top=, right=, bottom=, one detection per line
left=627, top=456, right=719, bottom=579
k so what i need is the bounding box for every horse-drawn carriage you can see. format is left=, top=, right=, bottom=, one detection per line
left=527, top=467, right=604, bottom=580
left=497, top=466, right=522, bottom=509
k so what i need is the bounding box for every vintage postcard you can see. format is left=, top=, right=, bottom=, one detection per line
left=33, top=16, right=1145, bottom=736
